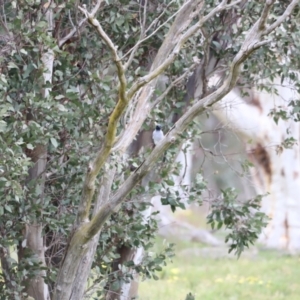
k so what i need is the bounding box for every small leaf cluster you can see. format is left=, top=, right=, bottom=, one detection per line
left=89, top=201, right=174, bottom=298
left=207, top=189, right=268, bottom=257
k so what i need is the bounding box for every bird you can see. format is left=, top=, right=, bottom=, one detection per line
left=152, top=125, right=164, bottom=146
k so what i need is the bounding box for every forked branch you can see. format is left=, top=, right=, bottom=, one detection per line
left=76, top=4, right=128, bottom=224
left=86, top=0, right=299, bottom=238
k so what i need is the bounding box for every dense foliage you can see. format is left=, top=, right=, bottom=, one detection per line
left=0, top=0, right=299, bottom=298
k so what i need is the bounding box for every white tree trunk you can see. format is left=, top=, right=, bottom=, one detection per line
left=23, top=9, right=54, bottom=299
left=212, top=76, right=300, bottom=252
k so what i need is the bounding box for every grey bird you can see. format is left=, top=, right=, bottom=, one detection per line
left=152, top=125, right=164, bottom=146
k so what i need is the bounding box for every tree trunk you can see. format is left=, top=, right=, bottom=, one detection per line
left=105, top=201, right=153, bottom=300
left=105, top=130, right=155, bottom=300
left=25, top=223, right=50, bottom=300
left=21, top=145, right=50, bottom=299
left=21, top=9, right=54, bottom=299
left=70, top=233, right=101, bottom=300
left=70, top=167, right=116, bottom=300
left=212, top=76, right=300, bottom=252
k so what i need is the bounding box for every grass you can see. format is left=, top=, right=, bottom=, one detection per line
left=139, top=237, right=300, bottom=300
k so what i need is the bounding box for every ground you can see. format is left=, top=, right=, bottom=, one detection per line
left=139, top=235, right=300, bottom=299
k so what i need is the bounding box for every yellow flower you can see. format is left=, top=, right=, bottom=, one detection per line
left=170, top=268, right=180, bottom=275
left=238, top=277, right=245, bottom=284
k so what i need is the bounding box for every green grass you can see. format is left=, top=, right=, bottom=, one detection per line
left=139, top=238, right=300, bottom=300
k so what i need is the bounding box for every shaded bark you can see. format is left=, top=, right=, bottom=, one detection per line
left=106, top=131, right=154, bottom=300
left=0, top=246, right=14, bottom=291
left=105, top=245, right=136, bottom=300
left=25, top=223, right=50, bottom=300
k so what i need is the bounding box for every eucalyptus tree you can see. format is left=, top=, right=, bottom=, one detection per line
left=0, top=0, right=298, bottom=299
left=195, top=2, right=300, bottom=252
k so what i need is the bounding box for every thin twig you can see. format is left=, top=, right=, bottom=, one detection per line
left=122, top=0, right=188, bottom=66
left=123, top=0, right=148, bottom=70
left=59, top=0, right=103, bottom=47
left=263, top=0, right=299, bottom=35
left=258, top=0, right=275, bottom=30
left=152, top=63, right=198, bottom=108
left=76, top=3, right=128, bottom=223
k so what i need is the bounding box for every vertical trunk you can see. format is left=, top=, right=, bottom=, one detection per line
left=0, top=247, right=14, bottom=292
left=25, top=223, right=50, bottom=300
left=105, top=201, right=153, bottom=300
left=70, top=167, right=116, bottom=300
left=249, top=124, right=300, bottom=252
left=212, top=76, right=300, bottom=252
left=22, top=145, right=49, bottom=299
left=70, top=233, right=101, bottom=299
left=21, top=9, right=54, bottom=300
left=119, top=204, right=153, bottom=300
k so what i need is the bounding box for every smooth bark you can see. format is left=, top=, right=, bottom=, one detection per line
left=213, top=77, right=300, bottom=252
left=22, top=8, right=54, bottom=299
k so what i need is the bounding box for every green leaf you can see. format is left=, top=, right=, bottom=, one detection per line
left=111, top=280, right=120, bottom=291
left=20, top=49, right=28, bottom=55
left=50, top=138, right=58, bottom=148
left=152, top=274, right=159, bottom=280
left=217, top=221, right=223, bottom=230
left=0, top=120, right=7, bottom=132
left=8, top=62, right=19, bottom=69
left=185, top=292, right=195, bottom=300
left=165, top=179, right=174, bottom=186
left=4, top=205, right=12, bottom=213
left=57, top=104, right=68, bottom=111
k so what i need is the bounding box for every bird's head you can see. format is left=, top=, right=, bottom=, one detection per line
left=155, top=125, right=161, bottom=131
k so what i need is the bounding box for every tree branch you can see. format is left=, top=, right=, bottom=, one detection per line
left=151, top=63, right=198, bottom=108
left=113, top=1, right=202, bottom=153
left=263, top=0, right=299, bottom=35
left=258, top=0, right=275, bottom=30
left=76, top=0, right=203, bottom=224
left=59, top=0, right=103, bottom=47
left=78, top=4, right=126, bottom=95
left=114, top=0, right=243, bottom=153
left=76, top=4, right=128, bottom=224
left=86, top=2, right=279, bottom=238
left=123, top=0, right=191, bottom=70
left=202, top=0, right=242, bottom=21
left=127, top=0, right=244, bottom=99
left=123, top=0, right=148, bottom=71
left=58, top=17, right=86, bottom=47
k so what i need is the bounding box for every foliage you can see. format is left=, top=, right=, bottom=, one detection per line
left=0, top=0, right=299, bottom=298
left=207, top=189, right=268, bottom=257
left=0, top=0, right=190, bottom=296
